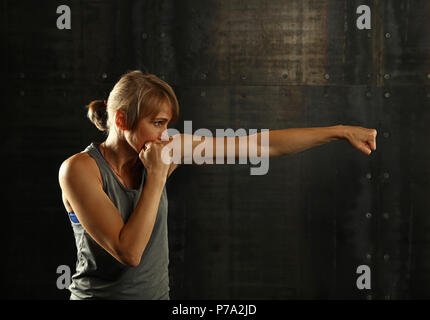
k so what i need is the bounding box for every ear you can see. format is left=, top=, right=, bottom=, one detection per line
left=115, top=110, right=128, bottom=130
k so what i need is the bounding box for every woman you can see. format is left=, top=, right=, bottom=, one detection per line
left=58, top=70, right=377, bottom=300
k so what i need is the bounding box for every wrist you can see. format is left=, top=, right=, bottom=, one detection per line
left=146, top=170, right=167, bottom=184
left=331, top=124, right=347, bottom=140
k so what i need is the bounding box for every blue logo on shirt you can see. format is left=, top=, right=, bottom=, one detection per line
left=68, top=212, right=80, bottom=224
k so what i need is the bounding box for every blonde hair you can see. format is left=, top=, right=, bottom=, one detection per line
left=86, top=70, right=179, bottom=132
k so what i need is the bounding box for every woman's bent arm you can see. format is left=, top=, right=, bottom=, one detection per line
left=59, top=154, right=166, bottom=267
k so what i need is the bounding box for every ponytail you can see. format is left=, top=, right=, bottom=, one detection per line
left=86, top=100, right=108, bottom=131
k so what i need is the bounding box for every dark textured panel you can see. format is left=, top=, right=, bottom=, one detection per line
left=379, top=86, right=430, bottom=299
left=151, top=0, right=341, bottom=86
left=383, top=0, right=430, bottom=86
left=300, top=85, right=379, bottom=299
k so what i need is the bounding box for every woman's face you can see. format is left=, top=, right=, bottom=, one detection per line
left=125, top=102, right=173, bottom=153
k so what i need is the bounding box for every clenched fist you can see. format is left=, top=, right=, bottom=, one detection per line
left=342, top=125, right=377, bottom=155
left=138, top=140, right=172, bottom=178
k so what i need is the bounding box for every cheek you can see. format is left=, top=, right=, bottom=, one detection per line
left=139, top=127, right=159, bottom=142
left=135, top=120, right=164, bottom=143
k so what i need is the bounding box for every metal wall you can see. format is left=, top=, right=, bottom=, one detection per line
left=3, top=0, right=430, bottom=299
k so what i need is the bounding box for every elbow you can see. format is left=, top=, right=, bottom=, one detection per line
left=267, top=145, right=281, bottom=158
left=119, top=252, right=141, bottom=268
left=125, top=258, right=141, bottom=268
left=115, top=232, right=147, bottom=267
left=116, top=245, right=142, bottom=267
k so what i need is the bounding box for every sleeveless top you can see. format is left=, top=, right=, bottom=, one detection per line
left=67, top=142, right=170, bottom=300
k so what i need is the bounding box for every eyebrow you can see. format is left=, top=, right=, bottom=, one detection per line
left=152, top=117, right=170, bottom=121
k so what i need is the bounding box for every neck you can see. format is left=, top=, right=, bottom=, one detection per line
left=102, top=133, right=141, bottom=176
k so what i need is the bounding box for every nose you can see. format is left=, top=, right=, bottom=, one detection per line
left=160, top=129, right=169, bottom=141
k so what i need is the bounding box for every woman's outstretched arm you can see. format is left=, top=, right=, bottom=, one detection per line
left=168, top=125, right=376, bottom=165
left=262, top=125, right=377, bottom=157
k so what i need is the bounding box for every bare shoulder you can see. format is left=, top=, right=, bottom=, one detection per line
left=59, top=152, right=102, bottom=212
left=59, top=152, right=101, bottom=186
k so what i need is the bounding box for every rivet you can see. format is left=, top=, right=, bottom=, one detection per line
left=366, top=253, right=372, bottom=260
left=366, top=173, right=372, bottom=180
left=366, top=91, right=372, bottom=98
left=383, top=132, right=390, bottom=138
left=19, top=90, right=25, bottom=96
left=365, top=212, right=372, bottom=219
left=19, top=72, right=25, bottom=79
left=384, top=92, right=391, bottom=98
left=427, top=74, right=430, bottom=80
left=142, top=33, right=148, bottom=39
left=241, top=75, right=247, bottom=80
left=366, top=294, right=373, bottom=300
left=383, top=212, right=390, bottom=219
left=324, top=73, right=330, bottom=80
left=384, top=254, right=390, bottom=261
left=385, top=295, right=391, bottom=300
left=282, top=73, right=288, bottom=79
left=427, top=92, right=430, bottom=98
left=160, top=32, right=165, bottom=38
left=102, top=73, right=108, bottom=79
left=200, top=91, right=206, bottom=97
left=61, top=73, right=67, bottom=79
left=384, top=73, right=391, bottom=80
left=384, top=172, right=390, bottom=179
left=367, top=73, right=372, bottom=79
left=367, top=32, right=372, bottom=38
left=200, top=73, right=207, bottom=80
left=385, top=32, right=391, bottom=39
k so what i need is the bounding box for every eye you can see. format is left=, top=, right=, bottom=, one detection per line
left=154, top=121, right=162, bottom=126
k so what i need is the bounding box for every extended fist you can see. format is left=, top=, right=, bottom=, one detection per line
left=343, top=125, right=377, bottom=155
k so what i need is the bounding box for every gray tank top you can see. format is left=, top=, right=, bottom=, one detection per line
left=67, top=142, right=169, bottom=300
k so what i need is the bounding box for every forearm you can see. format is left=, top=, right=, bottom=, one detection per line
left=267, top=125, right=346, bottom=157
left=175, top=125, right=347, bottom=163
left=117, top=172, right=166, bottom=267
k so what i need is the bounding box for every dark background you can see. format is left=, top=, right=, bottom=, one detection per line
left=2, top=0, right=430, bottom=299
